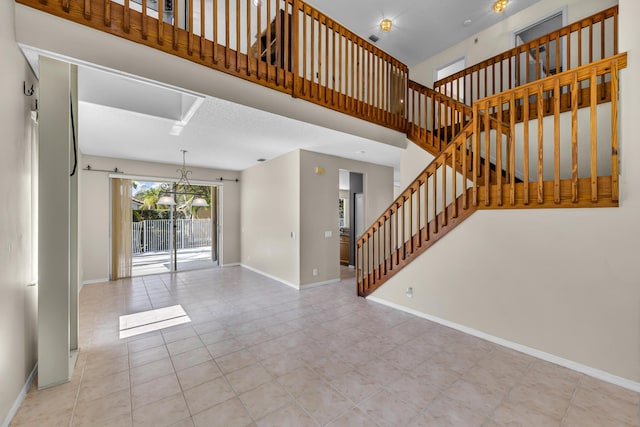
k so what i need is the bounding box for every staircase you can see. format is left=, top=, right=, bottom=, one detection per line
left=357, top=53, right=626, bottom=297
left=13, top=0, right=625, bottom=297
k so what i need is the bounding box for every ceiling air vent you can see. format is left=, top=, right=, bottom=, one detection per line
left=368, top=34, right=379, bottom=43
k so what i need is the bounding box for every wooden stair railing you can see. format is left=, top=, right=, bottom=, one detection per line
left=434, top=6, right=618, bottom=107
left=357, top=53, right=627, bottom=297
left=17, top=0, right=408, bottom=132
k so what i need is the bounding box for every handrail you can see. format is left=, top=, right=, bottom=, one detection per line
left=357, top=53, right=626, bottom=297
left=17, top=0, right=408, bottom=132
left=406, top=80, right=473, bottom=154
left=434, top=6, right=618, bottom=107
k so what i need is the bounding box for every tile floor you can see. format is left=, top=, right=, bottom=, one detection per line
left=10, top=266, right=640, bottom=426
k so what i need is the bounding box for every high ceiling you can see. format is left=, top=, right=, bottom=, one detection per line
left=306, top=0, right=542, bottom=66
left=70, top=0, right=544, bottom=184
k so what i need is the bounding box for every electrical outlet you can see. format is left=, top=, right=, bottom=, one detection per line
left=324, top=230, right=332, bottom=238
left=312, top=268, right=319, bottom=276
left=405, top=287, right=413, bottom=298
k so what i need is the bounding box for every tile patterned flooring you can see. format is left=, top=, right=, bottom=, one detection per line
left=10, top=266, right=640, bottom=426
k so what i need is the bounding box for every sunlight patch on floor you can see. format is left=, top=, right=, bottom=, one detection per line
left=119, top=304, right=191, bottom=339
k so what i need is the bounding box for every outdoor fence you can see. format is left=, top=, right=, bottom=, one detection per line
left=132, top=219, right=212, bottom=254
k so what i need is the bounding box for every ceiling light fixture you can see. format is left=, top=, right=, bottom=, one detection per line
left=379, top=19, right=392, bottom=32
left=157, top=150, right=209, bottom=207
left=493, top=0, right=508, bottom=13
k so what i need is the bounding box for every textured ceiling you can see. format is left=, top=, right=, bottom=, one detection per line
left=305, top=0, right=542, bottom=66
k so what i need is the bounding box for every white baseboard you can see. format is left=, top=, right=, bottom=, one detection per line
left=367, top=296, right=640, bottom=393
left=2, top=363, right=38, bottom=427
left=221, top=262, right=240, bottom=267
left=82, top=278, right=108, bottom=286
left=300, top=278, right=340, bottom=289
left=240, top=264, right=300, bottom=290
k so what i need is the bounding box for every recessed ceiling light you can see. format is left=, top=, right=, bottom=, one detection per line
left=463, top=19, right=472, bottom=26
left=493, top=0, right=508, bottom=13
left=379, top=19, right=392, bottom=32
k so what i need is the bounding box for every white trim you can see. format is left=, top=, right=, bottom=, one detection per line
left=240, top=264, right=300, bottom=290
left=82, top=278, right=109, bottom=285
left=366, top=296, right=640, bottom=393
left=2, top=363, right=38, bottom=427
left=300, top=278, right=340, bottom=289
left=107, top=173, right=226, bottom=187
left=221, top=262, right=240, bottom=267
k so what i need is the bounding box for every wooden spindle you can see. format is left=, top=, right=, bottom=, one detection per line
left=408, top=190, right=413, bottom=254
left=571, top=73, right=579, bottom=203
left=235, top=0, right=240, bottom=72
left=424, top=173, right=430, bottom=242
left=509, top=92, right=516, bottom=206
left=451, top=146, right=457, bottom=218
left=172, top=0, right=178, bottom=49
left=432, top=168, right=438, bottom=233
left=472, top=104, right=479, bottom=207
left=484, top=104, right=490, bottom=206
left=83, top=0, right=90, bottom=17
left=158, top=0, right=164, bottom=44
left=246, top=0, right=251, bottom=74
left=590, top=68, right=598, bottom=202
left=611, top=62, right=619, bottom=202
left=394, top=204, right=399, bottom=264
left=523, top=87, right=530, bottom=205
left=104, top=0, right=110, bottom=25
left=142, top=0, right=148, bottom=39
left=213, top=0, right=218, bottom=63
left=416, top=182, right=421, bottom=247
left=123, top=0, right=130, bottom=33
left=496, top=99, right=503, bottom=206
left=553, top=78, right=560, bottom=204
left=309, top=12, right=314, bottom=93
left=265, top=0, right=271, bottom=78
left=537, top=83, right=544, bottom=204
left=441, top=158, right=447, bottom=227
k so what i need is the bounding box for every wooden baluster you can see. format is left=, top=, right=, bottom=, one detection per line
left=400, top=200, right=406, bottom=260
left=84, top=0, right=90, bottom=17
left=293, top=0, right=301, bottom=94
left=424, top=173, right=430, bottom=242
left=373, top=226, right=378, bottom=282
left=508, top=55, right=512, bottom=91
left=613, top=10, right=618, bottom=55
left=365, top=234, right=370, bottom=288
left=378, top=56, right=382, bottom=121
left=186, top=0, right=193, bottom=54
left=350, top=39, right=355, bottom=112
left=324, top=19, right=329, bottom=103
left=452, top=146, right=457, bottom=218
left=213, top=0, right=218, bottom=63
left=553, top=78, right=560, bottom=204
left=104, top=0, right=110, bottom=26
left=330, top=25, right=336, bottom=105
left=571, top=72, right=579, bottom=203
left=537, top=83, right=544, bottom=203
left=588, top=23, right=593, bottom=64
left=590, top=67, right=598, bottom=202
left=142, top=0, right=148, bottom=39
left=358, top=42, right=364, bottom=114
left=158, top=0, right=165, bottom=44
left=441, top=158, right=447, bottom=227
left=172, top=0, right=178, bottom=49
left=236, top=0, right=241, bottom=72
left=535, top=44, right=540, bottom=81
left=284, top=0, right=290, bottom=85
left=246, top=0, right=251, bottom=74
left=302, top=7, right=307, bottom=94
left=368, top=50, right=373, bottom=118
left=600, top=20, right=606, bottom=100
left=484, top=104, right=490, bottom=206
left=318, top=17, right=324, bottom=100
left=264, top=0, right=268, bottom=75
left=310, top=12, right=314, bottom=94
left=509, top=92, right=516, bottom=206
left=123, top=0, right=130, bottom=33
left=523, top=87, right=530, bottom=205
left=338, top=30, right=343, bottom=107
left=431, top=168, right=438, bottom=233
left=611, top=61, right=619, bottom=202
left=408, top=190, right=413, bottom=255
left=500, top=59, right=503, bottom=93
left=472, top=104, right=479, bottom=207
left=416, top=182, right=422, bottom=247
left=383, top=217, right=388, bottom=273
left=566, top=31, right=571, bottom=83
left=393, top=204, right=399, bottom=264
left=431, top=95, right=435, bottom=149
left=62, top=0, right=69, bottom=12
left=496, top=99, right=503, bottom=206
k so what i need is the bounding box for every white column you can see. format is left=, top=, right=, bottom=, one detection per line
left=38, top=57, right=79, bottom=389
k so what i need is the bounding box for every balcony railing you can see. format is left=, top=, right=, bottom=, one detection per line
left=132, top=219, right=212, bottom=254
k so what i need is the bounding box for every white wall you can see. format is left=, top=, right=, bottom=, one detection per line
left=373, top=0, right=640, bottom=385
left=241, top=149, right=393, bottom=287
left=241, top=151, right=301, bottom=286
left=0, top=0, right=38, bottom=423
left=410, top=0, right=618, bottom=88
left=80, top=155, right=241, bottom=282
left=299, top=150, right=394, bottom=286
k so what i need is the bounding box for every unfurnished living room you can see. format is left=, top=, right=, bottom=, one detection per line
left=2, top=0, right=640, bottom=426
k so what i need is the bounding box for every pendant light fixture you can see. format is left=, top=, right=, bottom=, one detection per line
left=157, top=150, right=209, bottom=207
